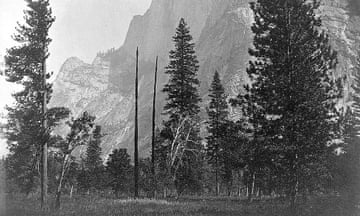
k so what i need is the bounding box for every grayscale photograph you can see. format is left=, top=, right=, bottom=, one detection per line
left=0, top=0, right=359, bottom=215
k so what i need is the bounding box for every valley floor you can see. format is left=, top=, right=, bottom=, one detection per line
left=3, top=195, right=359, bottom=216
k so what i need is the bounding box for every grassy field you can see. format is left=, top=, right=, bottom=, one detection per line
left=3, top=195, right=359, bottom=216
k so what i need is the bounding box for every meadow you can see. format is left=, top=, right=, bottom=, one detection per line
left=3, top=195, right=359, bottom=216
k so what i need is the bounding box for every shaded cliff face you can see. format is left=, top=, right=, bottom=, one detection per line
left=122, top=0, right=214, bottom=61
left=51, top=0, right=360, bottom=159
left=319, top=0, right=360, bottom=101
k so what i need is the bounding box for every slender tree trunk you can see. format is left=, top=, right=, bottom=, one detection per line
left=41, top=59, right=48, bottom=210
left=248, top=172, right=255, bottom=202
left=290, top=190, right=296, bottom=214
left=289, top=178, right=299, bottom=213
left=134, top=47, right=139, bottom=198
left=215, top=157, right=219, bottom=196
left=55, top=155, right=68, bottom=210
left=237, top=170, right=241, bottom=197
left=237, top=176, right=241, bottom=197
left=151, top=56, right=158, bottom=198
left=227, top=182, right=231, bottom=197
left=69, top=185, right=74, bottom=199
left=290, top=154, right=299, bottom=213
left=246, top=184, right=249, bottom=198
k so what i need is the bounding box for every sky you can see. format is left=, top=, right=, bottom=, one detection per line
left=0, top=0, right=152, bottom=156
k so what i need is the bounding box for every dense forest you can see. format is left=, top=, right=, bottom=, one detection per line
left=2, top=0, right=359, bottom=215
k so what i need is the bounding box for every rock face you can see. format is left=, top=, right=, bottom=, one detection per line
left=50, top=0, right=360, bottom=159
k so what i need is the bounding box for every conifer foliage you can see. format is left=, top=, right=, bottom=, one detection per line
left=163, top=18, right=201, bottom=121
left=85, top=125, right=104, bottom=190
left=240, top=0, right=342, bottom=206
left=160, top=18, right=202, bottom=195
left=106, top=148, right=132, bottom=197
left=206, top=71, right=229, bottom=195
left=4, top=0, right=69, bottom=198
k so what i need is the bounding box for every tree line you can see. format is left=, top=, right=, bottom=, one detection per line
left=2, top=0, right=359, bottom=213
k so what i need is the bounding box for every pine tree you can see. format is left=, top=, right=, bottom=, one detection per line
left=106, top=148, right=132, bottom=197
left=162, top=18, right=201, bottom=121
left=206, top=71, right=229, bottom=195
left=85, top=125, right=104, bottom=190
left=161, top=18, right=202, bottom=196
left=4, top=0, right=69, bottom=204
left=241, top=0, right=342, bottom=207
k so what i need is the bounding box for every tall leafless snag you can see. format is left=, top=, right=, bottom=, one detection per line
left=151, top=56, right=158, bottom=198
left=134, top=47, right=139, bottom=198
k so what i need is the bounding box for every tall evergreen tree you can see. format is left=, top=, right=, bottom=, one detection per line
left=239, top=0, right=342, bottom=207
left=206, top=71, right=229, bottom=195
left=162, top=18, right=201, bottom=121
left=106, top=148, right=132, bottom=197
left=85, top=125, right=104, bottom=190
left=4, top=0, right=69, bottom=205
left=161, top=18, right=202, bottom=196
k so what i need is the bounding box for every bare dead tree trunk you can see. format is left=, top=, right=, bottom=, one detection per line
left=134, top=47, right=139, bottom=198
left=151, top=56, right=158, bottom=198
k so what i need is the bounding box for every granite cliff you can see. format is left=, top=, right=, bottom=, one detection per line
left=50, top=0, right=360, bottom=159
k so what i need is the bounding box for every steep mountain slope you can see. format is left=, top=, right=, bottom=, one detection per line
left=50, top=0, right=360, bottom=159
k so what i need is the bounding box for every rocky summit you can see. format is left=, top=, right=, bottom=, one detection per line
left=50, top=0, right=360, bottom=159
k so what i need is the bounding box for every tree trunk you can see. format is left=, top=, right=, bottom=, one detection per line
left=215, top=160, right=219, bottom=196
left=163, top=187, right=167, bottom=198
left=289, top=181, right=298, bottom=214
left=134, top=47, right=139, bottom=198
left=69, top=185, right=73, bottom=199
left=55, top=190, right=61, bottom=210
left=246, top=185, right=249, bottom=198
left=251, top=173, right=255, bottom=196
left=151, top=56, right=158, bottom=198
left=248, top=172, right=255, bottom=202
left=54, top=155, right=68, bottom=210
left=41, top=59, right=48, bottom=210
left=227, top=183, right=231, bottom=197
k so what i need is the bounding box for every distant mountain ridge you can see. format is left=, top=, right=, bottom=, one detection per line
left=50, top=0, right=360, bottom=159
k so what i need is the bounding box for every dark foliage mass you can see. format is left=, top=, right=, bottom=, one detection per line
left=158, top=18, right=203, bottom=196
left=3, top=0, right=360, bottom=214
left=106, top=148, right=132, bottom=197
left=4, top=0, right=69, bottom=196
left=232, top=0, right=342, bottom=208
